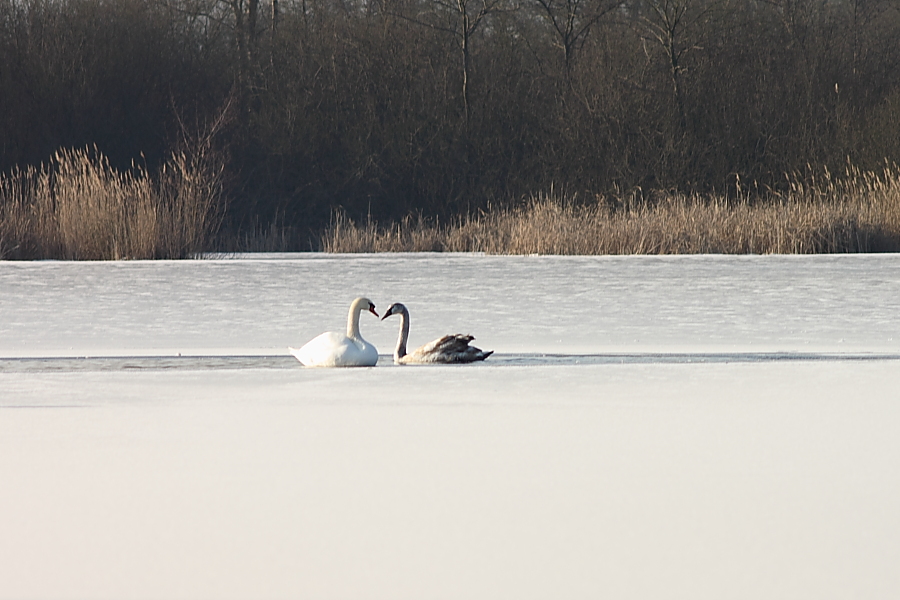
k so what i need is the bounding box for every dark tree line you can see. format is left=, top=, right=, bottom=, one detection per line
left=2, top=0, right=900, bottom=233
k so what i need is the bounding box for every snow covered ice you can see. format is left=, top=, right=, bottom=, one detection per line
left=1, top=253, right=900, bottom=599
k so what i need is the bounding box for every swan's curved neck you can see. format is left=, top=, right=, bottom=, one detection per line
left=347, top=301, right=364, bottom=339
left=393, top=307, right=410, bottom=360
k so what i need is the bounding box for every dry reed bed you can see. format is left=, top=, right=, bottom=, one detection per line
left=0, top=147, right=223, bottom=260
left=5, top=152, right=900, bottom=258
left=322, top=167, right=900, bottom=254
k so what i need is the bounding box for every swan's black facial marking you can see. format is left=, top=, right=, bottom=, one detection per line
left=368, top=302, right=379, bottom=318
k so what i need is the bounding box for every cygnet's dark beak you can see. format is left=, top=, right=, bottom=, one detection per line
left=380, top=311, right=391, bottom=320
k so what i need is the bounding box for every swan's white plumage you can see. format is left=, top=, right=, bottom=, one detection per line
left=290, top=297, right=379, bottom=367
left=382, top=302, right=492, bottom=365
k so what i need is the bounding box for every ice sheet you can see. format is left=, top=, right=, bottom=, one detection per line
left=2, top=254, right=900, bottom=599
left=2, top=253, right=900, bottom=356
left=2, top=362, right=900, bottom=599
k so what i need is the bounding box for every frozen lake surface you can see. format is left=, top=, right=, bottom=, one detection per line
left=2, top=253, right=900, bottom=599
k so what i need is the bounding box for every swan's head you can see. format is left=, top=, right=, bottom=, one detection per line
left=381, top=302, right=408, bottom=320
left=354, top=297, right=379, bottom=318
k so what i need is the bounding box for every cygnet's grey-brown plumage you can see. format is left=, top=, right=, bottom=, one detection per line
left=381, top=302, right=493, bottom=364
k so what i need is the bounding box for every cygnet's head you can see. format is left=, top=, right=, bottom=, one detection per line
left=381, top=302, right=408, bottom=320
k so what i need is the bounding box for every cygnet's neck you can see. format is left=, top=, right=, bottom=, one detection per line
left=393, top=307, right=410, bottom=360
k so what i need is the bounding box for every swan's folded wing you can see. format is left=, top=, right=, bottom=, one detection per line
left=406, top=334, right=491, bottom=363
left=419, top=334, right=474, bottom=356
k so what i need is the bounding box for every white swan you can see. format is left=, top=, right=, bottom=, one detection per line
left=381, top=302, right=492, bottom=364
left=290, top=297, right=379, bottom=367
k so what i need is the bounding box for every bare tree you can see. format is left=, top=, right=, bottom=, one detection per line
left=154, top=0, right=267, bottom=117
left=531, top=0, right=622, bottom=78
left=231, top=0, right=260, bottom=101
left=629, top=0, right=722, bottom=127
left=389, top=0, right=513, bottom=128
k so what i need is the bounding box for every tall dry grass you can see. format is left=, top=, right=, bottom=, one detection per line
left=320, top=213, right=448, bottom=253
left=320, top=166, right=900, bottom=254
left=0, top=146, right=223, bottom=260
